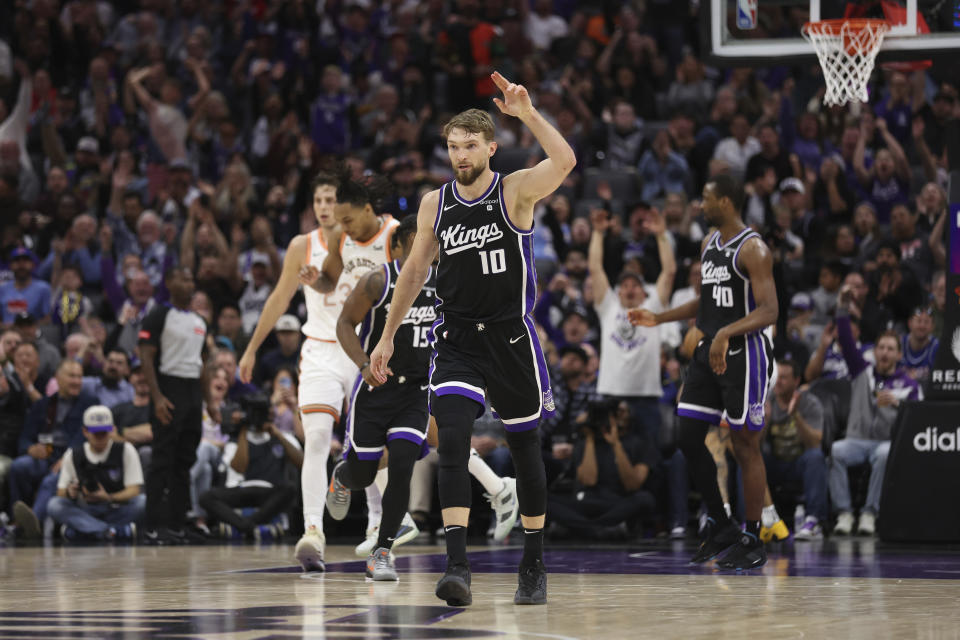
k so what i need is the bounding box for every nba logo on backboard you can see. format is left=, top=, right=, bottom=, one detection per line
left=737, top=0, right=758, bottom=30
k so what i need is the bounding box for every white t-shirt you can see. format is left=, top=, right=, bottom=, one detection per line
left=595, top=288, right=664, bottom=397
left=525, top=13, right=569, bottom=50
left=57, top=441, right=144, bottom=490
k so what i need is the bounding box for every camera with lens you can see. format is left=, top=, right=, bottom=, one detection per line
left=586, top=398, right=621, bottom=435
left=221, top=393, right=271, bottom=437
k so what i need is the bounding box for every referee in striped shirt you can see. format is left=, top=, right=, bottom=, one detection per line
left=138, top=267, right=213, bottom=545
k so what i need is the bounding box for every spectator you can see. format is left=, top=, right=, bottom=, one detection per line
left=523, top=0, right=569, bottom=51
left=638, top=130, right=690, bottom=201
left=587, top=100, right=643, bottom=170
left=745, top=123, right=795, bottom=186
left=214, top=348, right=257, bottom=401
left=889, top=203, right=933, bottom=284
left=540, top=346, right=597, bottom=487
left=548, top=400, right=658, bottom=539
left=110, top=364, right=153, bottom=472
left=0, top=341, right=42, bottom=511
left=901, top=306, right=938, bottom=384
left=805, top=318, right=875, bottom=383
left=189, top=366, right=231, bottom=534
left=853, top=118, right=911, bottom=225
left=81, top=349, right=134, bottom=408
left=930, top=270, right=946, bottom=337
left=665, top=54, right=714, bottom=123
left=0, top=248, right=51, bottom=325
left=11, top=313, right=59, bottom=383
left=744, top=166, right=777, bottom=230
left=269, top=367, right=301, bottom=438
left=214, top=304, right=249, bottom=358
left=253, top=315, right=302, bottom=389
left=860, top=239, right=925, bottom=342
left=764, top=361, right=828, bottom=539
left=852, top=202, right=882, bottom=268
left=810, top=260, right=844, bottom=325
left=812, top=156, right=855, bottom=226
left=831, top=288, right=922, bottom=536
left=872, top=71, right=917, bottom=148
left=46, top=405, right=145, bottom=541
left=310, top=65, right=352, bottom=155
left=198, top=405, right=302, bottom=538
left=712, top=113, right=760, bottom=183
left=9, top=359, right=95, bottom=536
left=49, top=264, right=94, bottom=341
left=589, top=208, right=675, bottom=445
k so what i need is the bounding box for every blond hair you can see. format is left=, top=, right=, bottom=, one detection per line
left=443, top=109, right=495, bottom=141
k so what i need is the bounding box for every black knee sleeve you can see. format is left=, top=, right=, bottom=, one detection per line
left=432, top=394, right=477, bottom=509
left=377, top=439, right=421, bottom=547
left=675, top=416, right=726, bottom=522
left=505, top=428, right=547, bottom=517
left=340, top=447, right=380, bottom=491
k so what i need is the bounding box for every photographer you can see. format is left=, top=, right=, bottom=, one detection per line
left=547, top=400, right=658, bottom=539
left=46, top=406, right=145, bottom=541
left=198, top=393, right=302, bottom=538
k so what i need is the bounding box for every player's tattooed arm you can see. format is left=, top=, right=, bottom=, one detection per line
left=337, top=267, right=390, bottom=385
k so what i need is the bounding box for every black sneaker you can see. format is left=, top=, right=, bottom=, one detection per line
left=716, top=532, right=767, bottom=570
left=689, top=519, right=741, bottom=564
left=435, top=562, right=472, bottom=606
left=514, top=560, right=547, bottom=605
left=142, top=527, right=180, bottom=546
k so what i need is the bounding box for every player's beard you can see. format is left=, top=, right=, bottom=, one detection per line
left=454, top=161, right=486, bottom=186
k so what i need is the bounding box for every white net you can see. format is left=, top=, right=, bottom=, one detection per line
left=802, top=20, right=890, bottom=106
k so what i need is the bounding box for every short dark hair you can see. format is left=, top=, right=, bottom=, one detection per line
left=558, top=345, right=588, bottom=365
left=710, top=173, right=744, bottom=212
left=218, top=302, right=241, bottom=316
left=164, top=265, right=192, bottom=282
left=392, top=214, right=418, bottom=250
left=777, top=359, right=802, bottom=380
left=876, top=238, right=901, bottom=261
left=877, top=329, right=902, bottom=351
left=107, top=348, right=130, bottom=365
left=310, top=171, right=339, bottom=196
left=336, top=172, right=394, bottom=214
left=821, top=259, right=846, bottom=279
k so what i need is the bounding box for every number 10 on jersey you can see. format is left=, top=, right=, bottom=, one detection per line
left=712, top=285, right=733, bottom=308
left=479, top=249, right=506, bottom=275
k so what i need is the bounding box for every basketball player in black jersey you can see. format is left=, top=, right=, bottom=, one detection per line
left=370, top=72, right=576, bottom=605
left=327, top=215, right=431, bottom=582
left=630, top=175, right=779, bottom=570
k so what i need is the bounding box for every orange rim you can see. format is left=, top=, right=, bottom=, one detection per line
left=802, top=18, right=890, bottom=38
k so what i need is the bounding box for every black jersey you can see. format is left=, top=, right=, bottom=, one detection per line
left=360, top=260, right=437, bottom=380
left=697, top=228, right=761, bottom=341
left=434, top=172, right=537, bottom=323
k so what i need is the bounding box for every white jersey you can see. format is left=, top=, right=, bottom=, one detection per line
left=301, top=215, right=398, bottom=341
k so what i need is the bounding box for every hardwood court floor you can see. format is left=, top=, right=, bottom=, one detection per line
left=1, top=539, right=959, bottom=639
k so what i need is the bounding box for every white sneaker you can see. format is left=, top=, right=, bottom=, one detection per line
left=392, top=512, right=420, bottom=548
left=857, top=511, right=876, bottom=536
left=355, top=525, right=379, bottom=557
left=833, top=511, right=854, bottom=536
left=485, top=477, right=519, bottom=542
left=794, top=516, right=823, bottom=540
left=294, top=527, right=326, bottom=572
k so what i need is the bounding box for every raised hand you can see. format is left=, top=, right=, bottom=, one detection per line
left=643, top=207, right=666, bottom=236
left=590, top=208, right=610, bottom=233
left=490, top=71, right=533, bottom=119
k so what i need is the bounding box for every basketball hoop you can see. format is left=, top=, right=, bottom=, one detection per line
left=802, top=19, right=890, bottom=106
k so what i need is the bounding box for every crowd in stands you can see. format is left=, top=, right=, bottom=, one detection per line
left=0, top=0, right=953, bottom=543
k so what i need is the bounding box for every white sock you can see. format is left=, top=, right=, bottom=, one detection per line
left=723, top=503, right=732, bottom=518
left=762, top=504, right=780, bottom=528
left=301, top=412, right=334, bottom=532
left=365, top=468, right=388, bottom=532
left=468, top=448, right=504, bottom=495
